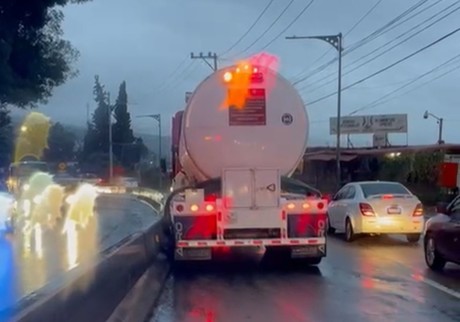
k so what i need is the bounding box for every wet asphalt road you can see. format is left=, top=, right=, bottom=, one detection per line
left=151, top=234, right=460, bottom=322
left=12, top=194, right=159, bottom=301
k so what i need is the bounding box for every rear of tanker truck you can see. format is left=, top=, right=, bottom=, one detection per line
left=164, top=61, right=328, bottom=264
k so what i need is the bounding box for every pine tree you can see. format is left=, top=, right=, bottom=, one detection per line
left=81, top=75, right=110, bottom=161
left=112, top=81, right=134, bottom=165
left=92, top=75, right=110, bottom=153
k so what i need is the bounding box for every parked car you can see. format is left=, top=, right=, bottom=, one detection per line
left=424, top=195, right=460, bottom=271
left=327, top=181, right=424, bottom=243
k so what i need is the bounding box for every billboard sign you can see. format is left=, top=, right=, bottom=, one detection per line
left=373, top=133, right=388, bottom=148
left=329, top=114, right=407, bottom=135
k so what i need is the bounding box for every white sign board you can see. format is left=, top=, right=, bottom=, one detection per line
left=373, top=133, right=387, bottom=147
left=330, top=114, right=408, bottom=135
left=185, top=91, right=192, bottom=103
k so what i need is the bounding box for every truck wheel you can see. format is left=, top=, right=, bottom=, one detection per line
left=299, top=257, right=322, bottom=266
left=263, top=246, right=291, bottom=263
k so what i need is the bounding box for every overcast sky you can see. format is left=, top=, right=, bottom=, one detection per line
left=12, top=0, right=460, bottom=146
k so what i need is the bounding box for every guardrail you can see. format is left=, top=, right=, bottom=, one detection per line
left=12, top=187, right=168, bottom=322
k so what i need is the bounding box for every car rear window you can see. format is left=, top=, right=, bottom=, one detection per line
left=360, top=183, right=411, bottom=198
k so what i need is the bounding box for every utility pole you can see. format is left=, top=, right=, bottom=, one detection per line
left=86, top=103, right=90, bottom=124
left=108, top=93, right=114, bottom=183
left=423, top=110, right=444, bottom=144
left=137, top=114, right=162, bottom=190
left=190, top=52, right=218, bottom=71
left=286, top=33, right=343, bottom=189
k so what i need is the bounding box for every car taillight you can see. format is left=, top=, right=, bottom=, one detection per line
left=413, top=203, right=423, bottom=217
left=381, top=194, right=393, bottom=200
left=359, top=203, right=375, bottom=216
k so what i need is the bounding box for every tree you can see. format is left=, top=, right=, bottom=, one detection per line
left=112, top=81, right=135, bottom=166
left=0, top=0, right=92, bottom=108
left=82, top=75, right=109, bottom=159
left=0, top=107, right=13, bottom=167
left=44, top=122, right=76, bottom=162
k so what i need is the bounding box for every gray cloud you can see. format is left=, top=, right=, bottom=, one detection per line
left=13, top=0, right=460, bottom=146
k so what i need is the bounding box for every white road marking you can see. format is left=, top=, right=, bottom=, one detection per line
left=412, top=274, right=460, bottom=300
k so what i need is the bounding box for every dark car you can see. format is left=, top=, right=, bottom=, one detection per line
left=424, top=195, right=460, bottom=271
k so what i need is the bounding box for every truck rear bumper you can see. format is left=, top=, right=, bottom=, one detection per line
left=176, top=237, right=326, bottom=248
left=174, top=238, right=326, bottom=261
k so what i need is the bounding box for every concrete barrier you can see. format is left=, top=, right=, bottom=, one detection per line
left=13, top=207, right=166, bottom=322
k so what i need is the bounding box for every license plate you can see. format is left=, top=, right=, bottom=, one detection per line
left=291, top=246, right=318, bottom=258
left=176, top=247, right=211, bottom=260
left=387, top=206, right=401, bottom=214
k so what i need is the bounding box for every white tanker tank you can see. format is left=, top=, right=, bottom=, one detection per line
left=178, top=63, right=309, bottom=184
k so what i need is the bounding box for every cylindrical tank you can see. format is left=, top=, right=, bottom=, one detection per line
left=179, top=64, right=309, bottom=182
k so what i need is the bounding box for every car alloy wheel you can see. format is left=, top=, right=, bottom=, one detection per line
left=425, top=238, right=436, bottom=266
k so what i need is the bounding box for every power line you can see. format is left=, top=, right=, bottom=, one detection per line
left=228, top=0, right=296, bottom=59
left=308, top=58, right=460, bottom=125
left=156, top=61, right=197, bottom=93
left=292, top=0, right=431, bottom=85
left=257, top=0, right=316, bottom=51
left=300, top=1, right=460, bottom=93
left=151, top=57, right=190, bottom=92
left=290, top=0, right=384, bottom=81
left=219, top=0, right=275, bottom=56
left=348, top=53, right=460, bottom=115
left=306, top=27, right=460, bottom=106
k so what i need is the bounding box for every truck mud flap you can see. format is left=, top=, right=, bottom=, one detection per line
left=290, top=244, right=326, bottom=259
left=174, top=247, right=212, bottom=261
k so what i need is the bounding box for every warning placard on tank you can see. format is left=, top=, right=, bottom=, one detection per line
left=228, top=88, right=266, bottom=126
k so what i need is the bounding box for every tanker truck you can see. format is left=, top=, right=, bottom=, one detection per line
left=163, top=62, right=328, bottom=265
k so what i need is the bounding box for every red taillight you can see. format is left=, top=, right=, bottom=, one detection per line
left=205, top=194, right=217, bottom=202
left=381, top=194, right=393, bottom=200
left=359, top=203, right=375, bottom=216
left=413, top=203, right=424, bottom=217
left=317, top=202, right=324, bottom=210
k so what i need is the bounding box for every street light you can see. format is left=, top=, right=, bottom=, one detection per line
left=286, top=33, right=343, bottom=188
left=423, top=110, right=444, bottom=144
left=137, top=114, right=162, bottom=189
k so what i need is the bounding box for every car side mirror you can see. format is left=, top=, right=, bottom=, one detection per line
left=436, top=201, right=449, bottom=215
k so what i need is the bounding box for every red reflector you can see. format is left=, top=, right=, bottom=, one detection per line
left=176, top=204, right=184, bottom=212
left=197, top=241, right=207, bottom=246
left=216, top=241, right=226, bottom=246
left=290, top=240, right=300, bottom=244
left=205, top=194, right=217, bottom=202
left=281, top=210, right=286, bottom=220
left=253, top=240, right=263, bottom=245
left=177, top=241, right=188, bottom=247
left=234, top=241, right=244, bottom=245
left=271, top=240, right=281, bottom=244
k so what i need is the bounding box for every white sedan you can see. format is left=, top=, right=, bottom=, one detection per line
left=327, top=181, right=425, bottom=243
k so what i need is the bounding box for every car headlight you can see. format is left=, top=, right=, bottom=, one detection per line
left=22, top=184, right=30, bottom=191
